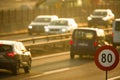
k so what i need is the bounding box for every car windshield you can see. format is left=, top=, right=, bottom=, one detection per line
left=34, top=18, right=51, bottom=22
left=73, top=30, right=95, bottom=40
left=93, top=11, right=107, bottom=16
left=0, top=44, right=12, bottom=52
left=50, top=20, right=68, bottom=26
left=115, top=21, right=120, bottom=31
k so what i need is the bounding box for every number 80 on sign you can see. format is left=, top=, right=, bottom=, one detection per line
left=95, top=46, right=119, bottom=71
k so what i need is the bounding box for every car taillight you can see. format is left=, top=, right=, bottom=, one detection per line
left=7, top=52, right=15, bottom=57
left=93, top=41, right=98, bottom=47
left=112, top=32, right=114, bottom=37
left=69, top=40, right=74, bottom=45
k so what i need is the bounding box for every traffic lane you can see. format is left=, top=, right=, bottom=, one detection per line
left=21, top=60, right=120, bottom=80
left=0, top=52, right=93, bottom=80
left=1, top=52, right=120, bottom=80
left=32, top=53, right=93, bottom=74
left=22, top=52, right=120, bottom=80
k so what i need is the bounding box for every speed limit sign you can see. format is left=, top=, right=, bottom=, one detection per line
left=95, top=46, right=119, bottom=71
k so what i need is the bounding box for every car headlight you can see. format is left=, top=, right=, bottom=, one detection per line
left=87, top=17, right=92, bottom=21
left=61, top=29, right=66, bottom=32
left=28, top=26, right=32, bottom=29
left=102, top=17, right=108, bottom=21
left=44, top=26, right=49, bottom=32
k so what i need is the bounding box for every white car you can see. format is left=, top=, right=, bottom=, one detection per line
left=112, top=18, right=120, bottom=48
left=28, top=15, right=58, bottom=35
left=44, top=18, right=78, bottom=34
left=0, top=40, right=32, bottom=75
left=87, top=9, right=115, bottom=28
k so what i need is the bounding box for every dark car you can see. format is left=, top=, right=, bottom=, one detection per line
left=69, top=28, right=109, bottom=59
left=0, top=40, right=32, bottom=75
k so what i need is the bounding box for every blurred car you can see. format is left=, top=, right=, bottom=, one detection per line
left=112, top=18, right=120, bottom=48
left=44, top=18, right=78, bottom=34
left=0, top=40, right=32, bottom=75
left=69, top=28, right=109, bottom=59
left=28, top=15, right=58, bottom=35
left=87, top=9, right=115, bottom=28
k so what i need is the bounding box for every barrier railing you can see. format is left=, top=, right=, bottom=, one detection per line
left=17, top=28, right=112, bottom=47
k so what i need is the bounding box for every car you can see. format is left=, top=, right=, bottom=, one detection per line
left=28, top=15, right=58, bottom=35
left=69, top=28, right=109, bottom=59
left=87, top=9, right=115, bottom=28
left=0, top=40, right=32, bottom=75
left=44, top=18, right=78, bottom=34
left=112, top=18, right=120, bottom=48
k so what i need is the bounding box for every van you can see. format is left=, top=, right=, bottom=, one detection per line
left=69, top=28, right=108, bottom=59
left=112, top=18, right=120, bottom=48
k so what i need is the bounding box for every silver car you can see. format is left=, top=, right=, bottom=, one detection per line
left=44, top=18, right=78, bottom=34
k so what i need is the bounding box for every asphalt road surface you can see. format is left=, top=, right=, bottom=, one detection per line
left=0, top=52, right=120, bottom=80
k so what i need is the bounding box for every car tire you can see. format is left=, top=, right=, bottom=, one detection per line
left=113, top=44, right=117, bottom=49
left=24, top=60, right=31, bottom=73
left=12, top=62, right=20, bottom=75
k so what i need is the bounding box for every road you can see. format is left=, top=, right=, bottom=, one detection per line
left=0, top=52, right=120, bottom=80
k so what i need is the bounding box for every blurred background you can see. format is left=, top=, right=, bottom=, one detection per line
left=0, top=0, right=119, bottom=34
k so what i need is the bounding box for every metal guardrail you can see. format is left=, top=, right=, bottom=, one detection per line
left=17, top=28, right=112, bottom=47
left=18, top=33, right=72, bottom=45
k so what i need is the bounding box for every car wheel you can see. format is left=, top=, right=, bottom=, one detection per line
left=12, top=62, right=20, bottom=75
left=70, top=51, right=75, bottom=59
left=113, top=44, right=117, bottom=49
left=24, top=60, right=31, bottom=73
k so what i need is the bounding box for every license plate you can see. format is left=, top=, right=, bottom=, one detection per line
left=78, top=43, right=88, bottom=46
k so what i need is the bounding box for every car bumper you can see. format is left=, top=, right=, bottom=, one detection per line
left=0, top=60, right=16, bottom=69
left=70, top=46, right=97, bottom=55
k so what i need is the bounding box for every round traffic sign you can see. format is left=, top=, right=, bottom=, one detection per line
left=94, top=46, right=119, bottom=71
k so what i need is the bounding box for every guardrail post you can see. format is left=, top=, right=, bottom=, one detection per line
left=47, top=35, right=49, bottom=41
left=32, top=38, right=35, bottom=43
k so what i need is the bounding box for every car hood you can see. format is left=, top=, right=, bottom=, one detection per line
left=46, top=25, right=68, bottom=29
left=30, top=22, right=50, bottom=26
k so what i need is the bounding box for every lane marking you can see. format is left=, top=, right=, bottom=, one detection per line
left=108, top=76, right=120, bottom=80
left=32, top=51, right=69, bottom=60
left=26, top=68, right=70, bottom=79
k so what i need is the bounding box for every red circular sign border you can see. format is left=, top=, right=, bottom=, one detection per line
left=94, top=46, right=119, bottom=71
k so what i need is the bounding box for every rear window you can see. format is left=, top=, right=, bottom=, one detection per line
left=34, top=18, right=51, bottom=22
left=115, top=21, right=120, bottom=31
left=93, top=11, right=107, bottom=16
left=73, top=30, right=95, bottom=40
left=0, top=45, right=12, bottom=52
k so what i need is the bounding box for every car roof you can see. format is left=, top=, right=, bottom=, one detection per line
left=115, top=18, right=120, bottom=21
left=94, top=9, right=111, bottom=12
left=58, top=18, right=74, bottom=20
left=0, top=40, right=21, bottom=46
left=75, top=27, right=101, bottom=31
left=36, top=15, right=58, bottom=18
left=74, top=27, right=105, bottom=36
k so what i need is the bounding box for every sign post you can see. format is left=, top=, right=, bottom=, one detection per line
left=94, top=46, right=119, bottom=80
